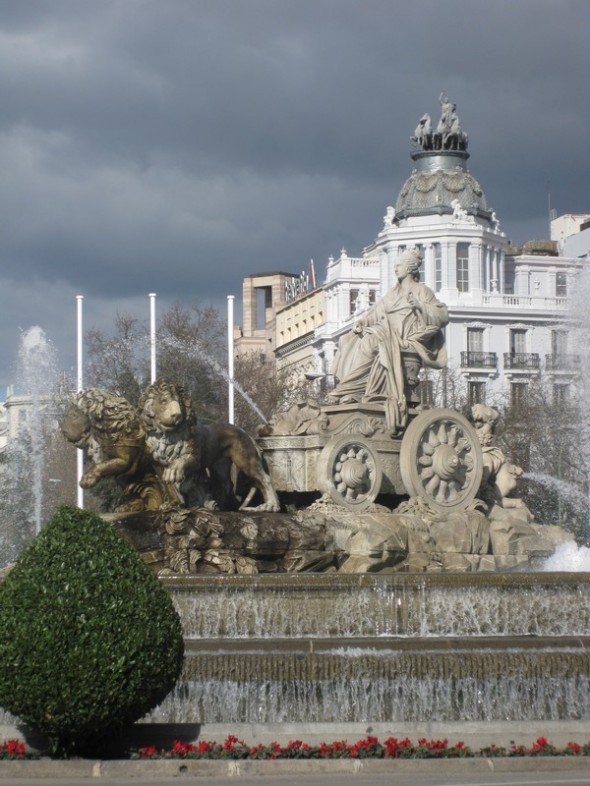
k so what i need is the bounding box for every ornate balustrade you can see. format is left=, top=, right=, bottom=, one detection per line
left=545, top=354, right=580, bottom=371
left=482, top=295, right=568, bottom=310
left=349, top=257, right=380, bottom=268
left=503, top=352, right=541, bottom=370
left=460, top=351, right=498, bottom=369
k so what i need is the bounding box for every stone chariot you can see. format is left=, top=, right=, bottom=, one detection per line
left=257, top=368, right=484, bottom=514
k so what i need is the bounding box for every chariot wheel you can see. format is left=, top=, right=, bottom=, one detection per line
left=400, top=408, right=483, bottom=512
left=317, top=434, right=383, bottom=510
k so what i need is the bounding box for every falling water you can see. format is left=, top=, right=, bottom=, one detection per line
left=158, top=334, right=269, bottom=424
left=14, top=327, right=58, bottom=535
left=569, top=263, right=590, bottom=541
left=165, top=574, right=590, bottom=639
left=145, top=574, right=590, bottom=725
left=543, top=541, right=590, bottom=571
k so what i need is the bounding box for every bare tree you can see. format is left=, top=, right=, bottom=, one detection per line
left=498, top=375, right=588, bottom=540
left=233, top=351, right=314, bottom=434
left=156, top=302, right=227, bottom=421
left=85, top=315, right=147, bottom=404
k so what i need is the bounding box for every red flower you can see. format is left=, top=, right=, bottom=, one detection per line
left=2, top=740, right=25, bottom=759
left=138, top=745, right=158, bottom=759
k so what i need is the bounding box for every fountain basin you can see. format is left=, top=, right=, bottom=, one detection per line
left=147, top=573, right=590, bottom=724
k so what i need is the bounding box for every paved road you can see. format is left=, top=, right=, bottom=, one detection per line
left=2, top=772, right=590, bottom=786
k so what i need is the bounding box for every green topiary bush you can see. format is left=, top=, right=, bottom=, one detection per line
left=0, top=505, right=184, bottom=756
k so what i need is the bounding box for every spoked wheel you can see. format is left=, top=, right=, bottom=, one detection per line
left=317, top=434, right=383, bottom=510
left=400, top=408, right=483, bottom=512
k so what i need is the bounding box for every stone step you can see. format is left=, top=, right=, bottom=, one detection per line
left=180, top=635, right=590, bottom=680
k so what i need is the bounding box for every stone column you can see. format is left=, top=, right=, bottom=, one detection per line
left=385, top=244, right=398, bottom=294
left=469, top=242, right=483, bottom=294
left=323, top=339, right=338, bottom=387
left=424, top=243, right=435, bottom=289
left=491, top=250, right=499, bottom=292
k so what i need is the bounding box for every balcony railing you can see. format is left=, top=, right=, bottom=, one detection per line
left=481, top=294, right=569, bottom=310
left=460, top=351, right=498, bottom=369
left=503, top=352, right=541, bottom=370
left=545, top=354, right=580, bottom=371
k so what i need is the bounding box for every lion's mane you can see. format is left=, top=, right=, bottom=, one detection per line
left=138, top=380, right=195, bottom=433
left=138, top=380, right=197, bottom=468
left=69, top=389, right=143, bottom=443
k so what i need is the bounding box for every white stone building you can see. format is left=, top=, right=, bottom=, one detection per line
left=237, top=97, right=588, bottom=409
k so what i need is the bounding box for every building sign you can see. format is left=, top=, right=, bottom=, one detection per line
left=284, top=261, right=317, bottom=304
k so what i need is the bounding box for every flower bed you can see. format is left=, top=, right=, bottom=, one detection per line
left=132, top=735, right=590, bottom=760
left=1, top=735, right=589, bottom=761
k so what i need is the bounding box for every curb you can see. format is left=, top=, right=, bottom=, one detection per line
left=2, top=755, right=590, bottom=778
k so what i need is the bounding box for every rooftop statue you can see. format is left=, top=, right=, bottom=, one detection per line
left=411, top=93, right=468, bottom=152
left=410, top=113, right=433, bottom=150
left=326, top=248, right=448, bottom=435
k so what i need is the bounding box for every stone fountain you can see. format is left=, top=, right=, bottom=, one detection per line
left=55, top=254, right=590, bottom=745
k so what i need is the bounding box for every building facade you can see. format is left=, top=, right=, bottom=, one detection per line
left=238, top=97, right=587, bottom=408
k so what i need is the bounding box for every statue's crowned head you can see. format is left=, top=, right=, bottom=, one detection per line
left=399, top=248, right=423, bottom=278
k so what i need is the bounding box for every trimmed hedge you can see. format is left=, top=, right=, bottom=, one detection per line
left=0, top=505, right=184, bottom=756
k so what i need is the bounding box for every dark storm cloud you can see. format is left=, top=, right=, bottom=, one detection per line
left=0, top=0, right=589, bottom=388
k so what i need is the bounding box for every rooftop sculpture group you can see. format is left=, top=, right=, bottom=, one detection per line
left=411, top=92, right=468, bottom=152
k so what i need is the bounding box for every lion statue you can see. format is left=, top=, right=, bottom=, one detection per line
left=137, top=380, right=203, bottom=507
left=61, top=389, right=164, bottom=511
left=139, top=379, right=280, bottom=512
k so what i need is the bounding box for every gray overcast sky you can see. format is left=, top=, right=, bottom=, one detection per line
left=1, top=0, right=589, bottom=391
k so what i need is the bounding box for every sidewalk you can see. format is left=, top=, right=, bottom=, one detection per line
left=2, top=754, right=590, bottom=779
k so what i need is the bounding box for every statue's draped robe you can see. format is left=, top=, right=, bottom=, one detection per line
left=331, top=280, right=449, bottom=433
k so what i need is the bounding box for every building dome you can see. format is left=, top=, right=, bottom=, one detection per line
left=395, top=150, right=491, bottom=220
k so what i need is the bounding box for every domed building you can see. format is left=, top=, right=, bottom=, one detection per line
left=238, top=96, right=584, bottom=408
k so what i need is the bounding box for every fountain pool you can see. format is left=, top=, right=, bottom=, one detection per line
left=145, top=572, right=590, bottom=725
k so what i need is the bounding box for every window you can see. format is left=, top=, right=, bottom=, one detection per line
left=467, top=328, right=484, bottom=354
left=433, top=243, right=442, bottom=291
left=257, top=286, right=271, bottom=329
left=456, top=243, right=469, bottom=292
left=551, top=330, right=568, bottom=356
left=349, top=289, right=359, bottom=315
left=553, top=384, right=569, bottom=406
left=468, top=381, right=486, bottom=406
left=510, top=382, right=528, bottom=407
left=510, top=329, right=527, bottom=355
left=556, top=272, right=567, bottom=297
left=419, top=379, right=434, bottom=407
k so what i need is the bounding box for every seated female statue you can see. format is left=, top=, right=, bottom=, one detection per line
left=327, top=248, right=449, bottom=435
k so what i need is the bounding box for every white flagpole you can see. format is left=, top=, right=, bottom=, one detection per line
left=76, top=295, right=84, bottom=509
left=149, top=293, right=157, bottom=383
left=227, top=295, right=235, bottom=424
